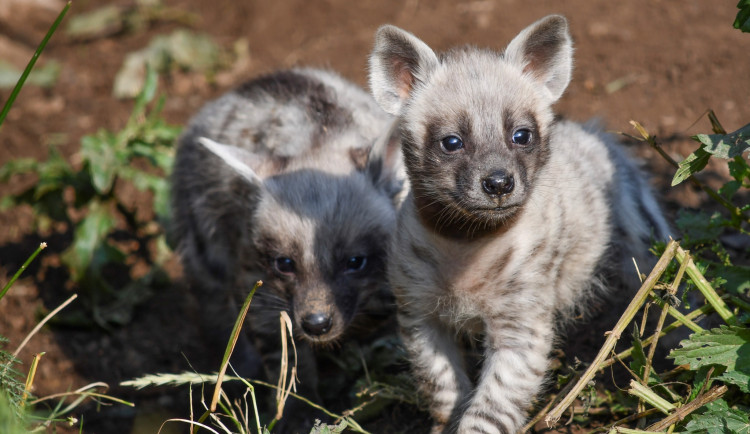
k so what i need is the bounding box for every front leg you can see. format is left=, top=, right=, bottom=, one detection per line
left=457, top=312, right=554, bottom=434
left=399, top=311, right=472, bottom=433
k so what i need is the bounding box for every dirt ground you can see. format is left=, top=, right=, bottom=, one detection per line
left=1, top=0, right=749, bottom=433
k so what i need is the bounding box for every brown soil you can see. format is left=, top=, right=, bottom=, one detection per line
left=1, top=1, right=749, bottom=433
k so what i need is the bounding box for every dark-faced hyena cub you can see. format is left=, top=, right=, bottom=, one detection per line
left=369, top=15, right=670, bottom=434
left=170, top=68, right=403, bottom=426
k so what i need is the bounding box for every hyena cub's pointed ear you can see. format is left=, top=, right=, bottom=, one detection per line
left=504, top=15, right=573, bottom=102
left=198, top=137, right=263, bottom=186
left=369, top=25, right=439, bottom=115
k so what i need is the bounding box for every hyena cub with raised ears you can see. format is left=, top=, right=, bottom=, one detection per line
left=369, top=15, right=670, bottom=434
left=171, top=68, right=403, bottom=427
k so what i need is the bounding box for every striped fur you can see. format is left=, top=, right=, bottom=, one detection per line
left=369, top=16, right=670, bottom=434
left=170, top=68, right=404, bottom=429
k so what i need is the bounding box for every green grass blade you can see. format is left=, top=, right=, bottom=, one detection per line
left=0, top=243, right=47, bottom=302
left=0, top=1, right=71, bottom=130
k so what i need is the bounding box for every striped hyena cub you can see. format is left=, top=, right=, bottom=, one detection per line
left=369, top=15, right=670, bottom=434
left=170, top=68, right=403, bottom=425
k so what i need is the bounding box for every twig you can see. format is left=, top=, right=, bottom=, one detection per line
left=648, top=294, right=704, bottom=333
left=674, top=247, right=738, bottom=325
left=13, top=293, right=77, bottom=357
left=642, top=256, right=687, bottom=386
left=645, top=385, right=728, bottom=431
left=599, top=301, right=717, bottom=370
left=522, top=372, right=581, bottom=432
left=628, top=380, right=676, bottom=414
left=545, top=240, right=679, bottom=427
left=595, top=408, right=661, bottom=433
left=628, top=121, right=748, bottom=224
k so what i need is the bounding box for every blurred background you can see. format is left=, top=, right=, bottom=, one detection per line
left=0, top=1, right=748, bottom=432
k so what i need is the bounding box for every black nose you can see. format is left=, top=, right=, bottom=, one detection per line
left=482, top=170, right=514, bottom=196
left=301, top=313, right=333, bottom=336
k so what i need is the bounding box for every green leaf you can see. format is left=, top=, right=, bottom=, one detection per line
left=713, top=264, right=750, bottom=297
left=132, top=64, right=158, bottom=115
left=309, top=419, right=348, bottom=434
left=728, top=156, right=750, bottom=183
left=682, top=407, right=750, bottom=434
left=60, top=202, right=117, bottom=281
left=669, top=326, right=750, bottom=390
left=694, top=122, right=750, bottom=160
left=0, top=158, right=38, bottom=181
left=718, top=370, right=750, bottom=393
left=81, top=134, right=118, bottom=193
left=630, top=323, right=648, bottom=376
left=735, top=0, right=750, bottom=32
left=673, top=147, right=711, bottom=186
left=675, top=210, right=725, bottom=244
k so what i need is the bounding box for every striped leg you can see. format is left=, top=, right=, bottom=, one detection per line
left=457, top=313, right=554, bottom=434
left=400, top=312, right=472, bottom=433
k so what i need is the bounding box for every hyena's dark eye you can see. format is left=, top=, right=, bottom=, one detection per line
left=344, top=256, right=367, bottom=273
left=440, top=135, right=464, bottom=153
left=274, top=257, right=296, bottom=274
left=511, top=129, right=532, bottom=145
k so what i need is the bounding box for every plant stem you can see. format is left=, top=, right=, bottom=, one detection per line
left=14, top=293, right=77, bottom=357
left=628, top=121, right=749, bottom=224
left=0, top=2, right=71, bottom=130
left=0, top=242, right=47, bottom=301
left=211, top=281, right=261, bottom=412
left=545, top=240, right=679, bottom=427
left=642, top=258, right=688, bottom=388
left=646, top=385, right=728, bottom=431
left=599, top=301, right=717, bottom=370
left=648, top=295, right=704, bottom=333
left=674, top=247, right=738, bottom=325
left=21, top=352, right=45, bottom=406
left=628, top=380, right=676, bottom=414
left=195, top=281, right=261, bottom=434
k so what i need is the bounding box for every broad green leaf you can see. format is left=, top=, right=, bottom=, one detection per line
left=673, top=147, right=711, bottom=186
left=718, top=370, right=750, bottom=393
left=728, top=156, right=750, bottom=183
left=675, top=210, right=724, bottom=244
left=81, top=134, right=117, bottom=193
left=713, top=264, right=750, bottom=297
left=681, top=407, right=750, bottom=434
left=735, top=0, right=750, bottom=32
left=60, top=202, right=117, bottom=281
left=694, top=122, right=750, bottom=160
left=669, top=326, right=750, bottom=378
left=718, top=180, right=741, bottom=201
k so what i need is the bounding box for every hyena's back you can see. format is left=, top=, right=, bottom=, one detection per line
left=171, top=68, right=396, bottom=291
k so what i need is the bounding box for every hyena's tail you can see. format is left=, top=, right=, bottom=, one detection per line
left=588, top=121, right=672, bottom=271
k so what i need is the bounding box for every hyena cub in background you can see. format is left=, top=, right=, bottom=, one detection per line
left=369, top=15, right=670, bottom=434
left=170, top=68, right=403, bottom=426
